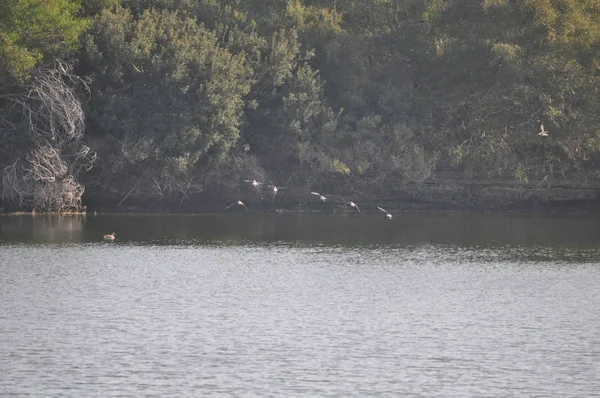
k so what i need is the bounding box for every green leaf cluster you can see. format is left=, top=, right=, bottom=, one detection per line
left=0, top=0, right=87, bottom=81
left=4, top=0, right=600, bottom=207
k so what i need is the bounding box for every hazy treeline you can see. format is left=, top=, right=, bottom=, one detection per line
left=2, top=0, right=600, bottom=211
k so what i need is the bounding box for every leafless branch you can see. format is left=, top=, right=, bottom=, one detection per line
left=1, top=60, right=96, bottom=212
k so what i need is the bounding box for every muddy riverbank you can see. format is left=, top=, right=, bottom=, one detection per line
left=78, top=173, right=600, bottom=215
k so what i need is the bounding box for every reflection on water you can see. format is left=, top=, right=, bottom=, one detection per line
left=0, top=214, right=86, bottom=243
left=2, top=212, right=600, bottom=249
left=1, top=213, right=600, bottom=396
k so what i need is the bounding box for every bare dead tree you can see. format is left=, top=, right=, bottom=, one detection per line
left=1, top=60, right=96, bottom=212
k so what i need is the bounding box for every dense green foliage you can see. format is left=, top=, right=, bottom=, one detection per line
left=0, top=0, right=87, bottom=80
left=2, top=0, right=600, bottom=210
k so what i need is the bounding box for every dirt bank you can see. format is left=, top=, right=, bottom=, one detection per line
left=79, top=172, right=600, bottom=214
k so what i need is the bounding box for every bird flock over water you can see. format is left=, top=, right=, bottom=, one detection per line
left=103, top=179, right=393, bottom=241
left=223, top=179, right=393, bottom=220
left=104, top=179, right=393, bottom=241
left=104, top=124, right=549, bottom=240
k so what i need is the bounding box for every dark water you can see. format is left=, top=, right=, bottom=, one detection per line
left=1, top=213, right=600, bottom=396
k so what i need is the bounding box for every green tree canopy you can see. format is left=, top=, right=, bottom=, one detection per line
left=81, top=6, right=253, bottom=197
left=0, top=0, right=87, bottom=81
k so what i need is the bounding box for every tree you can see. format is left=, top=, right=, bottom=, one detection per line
left=421, top=0, right=600, bottom=180
left=0, top=0, right=93, bottom=211
left=1, top=62, right=95, bottom=211
left=81, top=6, right=253, bottom=201
left=0, top=0, right=87, bottom=82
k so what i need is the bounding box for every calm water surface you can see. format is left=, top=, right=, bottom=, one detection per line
left=1, top=213, right=600, bottom=396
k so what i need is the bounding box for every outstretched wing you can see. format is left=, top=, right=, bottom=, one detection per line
left=377, top=206, right=388, bottom=213
left=226, top=201, right=249, bottom=210
left=311, top=192, right=321, bottom=196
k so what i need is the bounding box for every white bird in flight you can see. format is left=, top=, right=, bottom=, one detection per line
left=225, top=200, right=249, bottom=210
left=377, top=206, right=393, bottom=219
left=538, top=124, right=549, bottom=137
left=267, top=184, right=282, bottom=201
left=244, top=179, right=263, bottom=188
left=311, top=192, right=327, bottom=202
left=347, top=201, right=361, bottom=213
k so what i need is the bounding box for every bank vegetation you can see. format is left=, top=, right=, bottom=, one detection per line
left=2, top=0, right=600, bottom=212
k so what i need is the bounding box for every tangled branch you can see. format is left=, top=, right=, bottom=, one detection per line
left=1, top=60, right=95, bottom=212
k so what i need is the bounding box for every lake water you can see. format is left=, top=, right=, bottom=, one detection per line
left=1, top=213, right=600, bottom=396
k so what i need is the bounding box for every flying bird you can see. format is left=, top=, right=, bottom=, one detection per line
left=266, top=184, right=284, bottom=201
left=347, top=201, right=361, bottom=213
left=244, top=179, right=263, bottom=188
left=225, top=200, right=249, bottom=210
left=377, top=206, right=393, bottom=220
left=311, top=192, right=327, bottom=202
left=103, top=232, right=116, bottom=241
left=538, top=124, right=549, bottom=137
left=267, top=184, right=285, bottom=195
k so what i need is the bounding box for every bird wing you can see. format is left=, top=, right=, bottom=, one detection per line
left=377, top=206, right=388, bottom=213
left=226, top=201, right=242, bottom=210
left=311, top=192, right=321, bottom=196
left=350, top=202, right=360, bottom=212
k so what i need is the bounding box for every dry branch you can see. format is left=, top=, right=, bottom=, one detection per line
left=1, top=60, right=96, bottom=212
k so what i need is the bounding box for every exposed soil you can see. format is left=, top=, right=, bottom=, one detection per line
left=79, top=172, right=600, bottom=215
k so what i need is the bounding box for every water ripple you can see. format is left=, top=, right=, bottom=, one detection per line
left=1, top=242, right=600, bottom=396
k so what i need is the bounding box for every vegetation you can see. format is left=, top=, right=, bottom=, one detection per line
left=2, top=0, right=600, bottom=211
